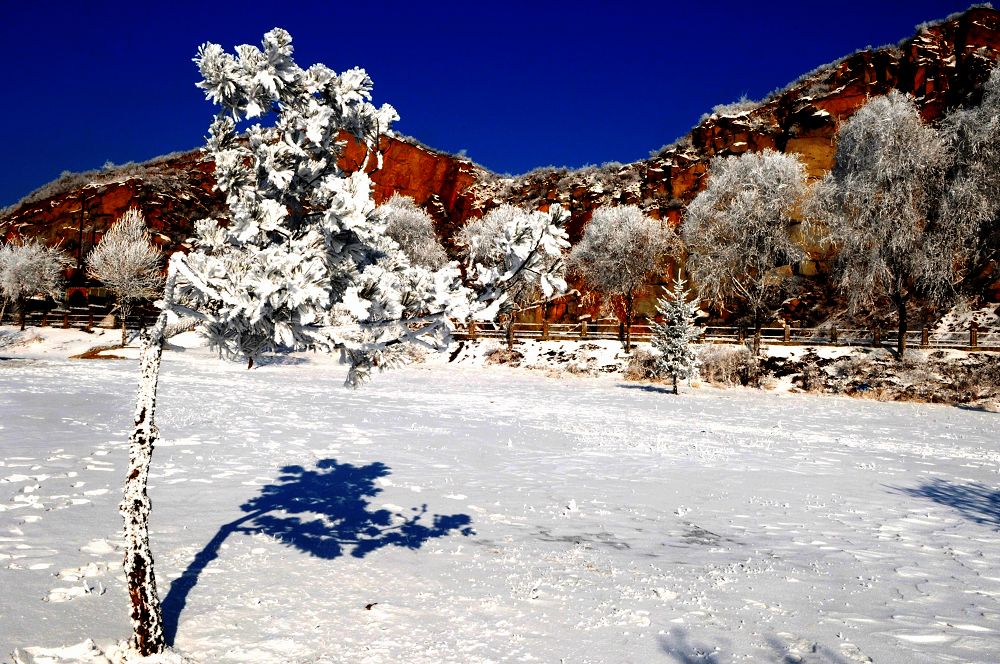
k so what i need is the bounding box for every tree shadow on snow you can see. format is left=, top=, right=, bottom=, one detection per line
left=893, top=478, right=1000, bottom=528
left=658, top=628, right=727, bottom=663
left=161, top=458, right=474, bottom=644
left=618, top=383, right=677, bottom=395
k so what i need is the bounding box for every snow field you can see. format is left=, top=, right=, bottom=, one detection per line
left=0, top=341, right=998, bottom=662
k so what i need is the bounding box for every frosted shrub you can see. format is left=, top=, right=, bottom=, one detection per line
left=87, top=208, right=163, bottom=346
left=698, top=345, right=757, bottom=387
left=623, top=348, right=660, bottom=381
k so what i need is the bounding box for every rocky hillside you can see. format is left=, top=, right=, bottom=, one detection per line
left=3, top=6, right=999, bottom=312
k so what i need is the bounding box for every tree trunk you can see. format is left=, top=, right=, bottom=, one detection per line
left=121, top=309, right=128, bottom=348
left=672, top=373, right=678, bottom=395
left=623, top=291, right=634, bottom=353
left=18, top=296, right=26, bottom=331
left=751, top=310, right=762, bottom=356
left=121, top=259, right=179, bottom=655
left=506, top=318, right=514, bottom=351
left=893, top=293, right=907, bottom=359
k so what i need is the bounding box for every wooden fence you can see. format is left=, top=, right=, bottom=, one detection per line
left=4, top=307, right=996, bottom=352
left=453, top=320, right=1000, bottom=352
left=0, top=305, right=158, bottom=331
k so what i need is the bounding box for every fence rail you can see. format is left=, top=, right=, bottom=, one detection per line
left=453, top=321, right=1000, bottom=352
left=0, top=306, right=158, bottom=331
left=4, top=308, right=996, bottom=353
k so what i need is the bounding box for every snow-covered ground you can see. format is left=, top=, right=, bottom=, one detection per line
left=2, top=328, right=999, bottom=662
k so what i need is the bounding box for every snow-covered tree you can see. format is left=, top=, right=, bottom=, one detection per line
left=119, top=29, right=472, bottom=656
left=87, top=208, right=164, bottom=346
left=651, top=277, right=703, bottom=394
left=940, top=66, right=1000, bottom=285
left=683, top=149, right=806, bottom=353
left=568, top=204, right=676, bottom=351
left=806, top=90, right=962, bottom=358
left=457, top=203, right=570, bottom=347
left=374, top=194, right=449, bottom=270
left=0, top=239, right=69, bottom=330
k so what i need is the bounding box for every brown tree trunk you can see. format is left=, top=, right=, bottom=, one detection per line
left=623, top=291, right=634, bottom=353
left=893, top=293, right=907, bottom=359
left=18, top=296, right=26, bottom=331
left=672, top=373, right=678, bottom=395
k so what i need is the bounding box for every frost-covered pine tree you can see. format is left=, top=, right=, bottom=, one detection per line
left=374, top=194, right=449, bottom=269
left=806, top=90, right=963, bottom=358
left=683, top=149, right=806, bottom=354
left=0, top=239, right=70, bottom=330
left=457, top=203, right=570, bottom=347
left=651, top=277, right=703, bottom=394
left=568, top=205, right=676, bottom=352
left=119, top=29, right=471, bottom=656
left=87, top=208, right=164, bottom=347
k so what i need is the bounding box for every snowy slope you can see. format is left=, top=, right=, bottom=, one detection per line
left=1, top=334, right=999, bottom=662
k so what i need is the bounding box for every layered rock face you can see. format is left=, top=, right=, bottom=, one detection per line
left=2, top=6, right=998, bottom=308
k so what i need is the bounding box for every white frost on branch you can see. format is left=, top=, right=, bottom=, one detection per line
left=457, top=203, right=570, bottom=317
left=683, top=149, right=806, bottom=330
left=87, top=208, right=164, bottom=344
left=568, top=204, right=677, bottom=350
left=184, top=27, right=472, bottom=383
left=374, top=194, right=449, bottom=270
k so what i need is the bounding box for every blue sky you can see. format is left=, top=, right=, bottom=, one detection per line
left=0, top=1, right=973, bottom=206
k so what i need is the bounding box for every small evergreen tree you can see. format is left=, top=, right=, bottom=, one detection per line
left=87, top=208, right=164, bottom=347
left=651, top=277, right=703, bottom=394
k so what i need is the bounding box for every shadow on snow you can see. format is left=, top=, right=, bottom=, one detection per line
left=162, top=457, right=474, bottom=644
left=893, top=478, right=1000, bottom=529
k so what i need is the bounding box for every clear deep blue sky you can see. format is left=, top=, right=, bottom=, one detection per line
left=0, top=0, right=974, bottom=206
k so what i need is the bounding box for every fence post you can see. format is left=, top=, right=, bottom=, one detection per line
left=738, top=327, right=745, bottom=343
left=783, top=323, right=790, bottom=343
left=506, top=321, right=515, bottom=349
left=63, top=310, right=69, bottom=328
left=580, top=320, right=588, bottom=338
left=87, top=305, right=94, bottom=330
left=541, top=319, right=550, bottom=341
left=830, top=325, right=838, bottom=345
left=921, top=327, right=928, bottom=348
left=873, top=328, right=881, bottom=348
left=468, top=320, right=477, bottom=341
left=971, top=322, right=978, bottom=349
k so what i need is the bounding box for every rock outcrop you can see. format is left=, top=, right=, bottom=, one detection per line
left=2, top=6, right=998, bottom=310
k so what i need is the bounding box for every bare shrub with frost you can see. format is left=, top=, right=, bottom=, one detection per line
left=87, top=208, right=164, bottom=346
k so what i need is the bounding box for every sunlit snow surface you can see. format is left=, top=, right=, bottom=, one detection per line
left=1, top=348, right=999, bottom=663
